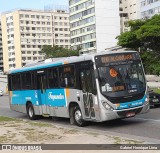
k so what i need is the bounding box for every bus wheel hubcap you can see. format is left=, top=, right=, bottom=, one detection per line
left=29, top=107, right=33, bottom=117
left=75, top=110, right=82, bottom=123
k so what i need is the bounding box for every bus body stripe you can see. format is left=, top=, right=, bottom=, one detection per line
left=10, top=62, right=63, bottom=74
left=115, top=95, right=147, bottom=110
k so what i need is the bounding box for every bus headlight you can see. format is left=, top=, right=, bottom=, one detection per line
left=102, top=101, right=113, bottom=110
left=144, top=97, right=149, bottom=105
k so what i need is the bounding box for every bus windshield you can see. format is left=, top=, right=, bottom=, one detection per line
left=98, top=62, right=146, bottom=99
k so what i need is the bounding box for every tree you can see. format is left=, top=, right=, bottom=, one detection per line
left=117, top=31, right=140, bottom=50
left=117, top=15, right=160, bottom=75
left=41, top=45, right=79, bottom=58
left=117, top=15, right=160, bottom=54
left=140, top=51, right=160, bottom=75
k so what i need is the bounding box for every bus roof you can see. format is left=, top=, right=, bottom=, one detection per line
left=9, top=50, right=137, bottom=74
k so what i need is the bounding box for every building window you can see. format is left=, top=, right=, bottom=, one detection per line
left=22, top=57, right=26, bottom=60
left=31, top=15, right=35, bottom=18
left=33, top=57, right=37, bottom=61
left=20, top=14, right=24, bottom=18
left=25, top=15, right=29, bottom=18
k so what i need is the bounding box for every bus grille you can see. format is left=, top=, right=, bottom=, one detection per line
left=117, top=107, right=143, bottom=118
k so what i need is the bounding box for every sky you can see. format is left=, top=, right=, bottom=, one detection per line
left=0, top=0, right=69, bottom=13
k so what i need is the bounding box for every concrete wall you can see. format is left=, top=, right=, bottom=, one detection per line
left=95, top=0, right=120, bottom=52
left=0, top=75, right=7, bottom=93
left=1, top=14, right=9, bottom=72
left=146, top=75, right=160, bottom=88
left=13, top=11, right=22, bottom=69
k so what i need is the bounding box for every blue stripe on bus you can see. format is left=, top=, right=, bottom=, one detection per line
left=116, top=95, right=147, bottom=110
left=11, top=89, right=147, bottom=111
left=10, top=62, right=63, bottom=74
left=11, top=89, right=66, bottom=107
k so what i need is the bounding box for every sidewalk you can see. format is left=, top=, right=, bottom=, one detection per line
left=0, top=116, right=160, bottom=153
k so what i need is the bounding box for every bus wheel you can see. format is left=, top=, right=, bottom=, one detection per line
left=73, top=106, right=87, bottom=127
left=27, top=103, right=37, bottom=120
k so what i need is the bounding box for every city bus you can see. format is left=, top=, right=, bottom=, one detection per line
left=8, top=50, right=150, bottom=126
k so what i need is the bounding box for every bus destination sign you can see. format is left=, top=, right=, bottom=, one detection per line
left=95, top=53, right=140, bottom=66
left=101, top=54, right=133, bottom=64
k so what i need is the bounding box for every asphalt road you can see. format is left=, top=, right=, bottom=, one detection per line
left=1, top=95, right=160, bottom=143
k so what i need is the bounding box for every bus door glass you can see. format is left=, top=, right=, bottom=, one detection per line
left=36, top=71, right=49, bottom=114
left=79, top=67, right=96, bottom=119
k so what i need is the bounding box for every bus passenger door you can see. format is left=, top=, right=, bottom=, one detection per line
left=37, top=73, right=49, bottom=115
left=79, top=68, right=96, bottom=119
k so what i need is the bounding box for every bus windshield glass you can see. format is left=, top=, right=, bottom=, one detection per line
left=95, top=52, right=146, bottom=100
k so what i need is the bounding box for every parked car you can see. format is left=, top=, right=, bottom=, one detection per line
left=0, top=90, right=3, bottom=96
left=148, top=89, right=160, bottom=107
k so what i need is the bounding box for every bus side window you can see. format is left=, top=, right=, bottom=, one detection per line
left=80, top=68, right=97, bottom=94
left=21, top=72, right=32, bottom=90
left=59, top=67, right=65, bottom=88
left=11, top=74, right=21, bottom=90
left=8, top=75, right=12, bottom=91
left=59, top=65, right=75, bottom=88
left=64, top=65, right=75, bottom=88
left=80, top=71, right=87, bottom=92
left=47, top=68, right=59, bottom=88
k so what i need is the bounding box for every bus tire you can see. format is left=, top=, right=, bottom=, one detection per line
left=27, top=103, right=37, bottom=120
left=73, top=105, right=87, bottom=127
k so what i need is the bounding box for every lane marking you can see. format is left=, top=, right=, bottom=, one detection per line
left=135, top=117, right=160, bottom=122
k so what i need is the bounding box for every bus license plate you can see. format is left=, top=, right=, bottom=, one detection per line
left=126, top=112, right=135, bottom=117
left=153, top=99, right=159, bottom=103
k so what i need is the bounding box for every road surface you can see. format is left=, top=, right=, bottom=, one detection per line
left=1, top=95, right=160, bottom=143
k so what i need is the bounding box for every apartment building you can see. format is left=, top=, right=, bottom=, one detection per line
left=140, top=0, right=160, bottom=18
left=0, top=19, right=3, bottom=71
left=120, top=0, right=140, bottom=33
left=69, top=0, right=120, bottom=54
left=1, top=9, right=70, bottom=72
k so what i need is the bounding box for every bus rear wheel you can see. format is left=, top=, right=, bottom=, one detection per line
left=73, top=106, right=87, bottom=127
left=27, top=103, right=37, bottom=120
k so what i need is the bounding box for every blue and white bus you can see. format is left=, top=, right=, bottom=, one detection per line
left=8, top=50, right=149, bottom=126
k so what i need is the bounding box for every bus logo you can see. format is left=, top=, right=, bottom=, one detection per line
left=48, top=92, right=65, bottom=101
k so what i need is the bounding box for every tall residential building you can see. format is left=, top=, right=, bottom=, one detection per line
left=1, top=9, right=70, bottom=72
left=0, top=19, right=3, bottom=71
left=140, top=0, right=160, bottom=18
left=69, top=0, right=120, bottom=54
left=120, top=0, right=140, bottom=33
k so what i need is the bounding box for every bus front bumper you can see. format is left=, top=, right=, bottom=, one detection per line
left=100, top=103, right=150, bottom=121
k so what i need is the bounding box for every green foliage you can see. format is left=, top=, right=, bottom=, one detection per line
left=117, top=14, right=160, bottom=53
left=128, top=19, right=146, bottom=31
left=153, top=88, right=160, bottom=94
left=41, top=45, right=79, bottom=58
left=117, top=32, right=140, bottom=50
left=140, top=51, right=160, bottom=75
left=0, top=116, right=19, bottom=122
left=117, top=14, right=160, bottom=75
